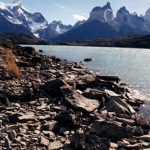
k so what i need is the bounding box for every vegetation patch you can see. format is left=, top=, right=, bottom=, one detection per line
left=5, top=50, right=20, bottom=78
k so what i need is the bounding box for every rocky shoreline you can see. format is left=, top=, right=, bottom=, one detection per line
left=0, top=44, right=150, bottom=150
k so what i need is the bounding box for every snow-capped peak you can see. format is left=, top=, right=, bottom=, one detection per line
left=48, top=21, right=72, bottom=34
left=0, top=2, right=7, bottom=9
left=0, top=2, right=23, bottom=11
left=0, top=2, right=48, bottom=34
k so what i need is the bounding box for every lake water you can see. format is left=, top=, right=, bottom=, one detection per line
left=30, top=45, right=150, bottom=95
left=23, top=45, right=150, bottom=118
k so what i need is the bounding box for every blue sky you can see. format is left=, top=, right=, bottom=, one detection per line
left=2, top=0, right=150, bottom=25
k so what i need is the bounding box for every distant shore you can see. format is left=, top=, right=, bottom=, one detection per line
left=0, top=43, right=150, bottom=149
left=55, top=35, right=150, bottom=49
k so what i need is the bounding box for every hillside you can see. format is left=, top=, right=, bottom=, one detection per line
left=64, top=35, right=150, bottom=49
left=0, top=33, right=49, bottom=45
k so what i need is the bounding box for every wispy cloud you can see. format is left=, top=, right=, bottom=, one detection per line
left=73, top=14, right=88, bottom=21
left=54, top=3, right=68, bottom=11
left=54, top=2, right=88, bottom=21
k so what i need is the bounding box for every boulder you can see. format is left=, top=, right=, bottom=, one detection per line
left=8, top=130, right=17, bottom=141
left=135, top=114, right=150, bottom=128
left=31, top=56, right=42, bottom=64
left=96, top=79, right=126, bottom=94
left=21, top=87, right=34, bottom=100
left=115, top=117, right=135, bottom=126
left=84, top=58, right=92, bottom=62
left=41, top=79, right=66, bottom=97
left=139, top=135, right=150, bottom=142
left=76, top=75, right=97, bottom=90
left=40, top=136, right=50, bottom=147
left=96, top=75, right=121, bottom=83
left=90, top=120, right=133, bottom=139
left=83, top=88, right=108, bottom=101
left=55, top=112, right=77, bottom=129
left=105, top=96, right=135, bottom=115
left=17, top=61, right=30, bottom=67
left=48, top=141, right=63, bottom=150
left=18, top=113, right=36, bottom=122
left=41, top=121, right=57, bottom=131
left=39, top=49, right=43, bottom=53
left=22, top=47, right=36, bottom=57
left=62, top=87, right=100, bottom=112
left=70, top=133, right=110, bottom=150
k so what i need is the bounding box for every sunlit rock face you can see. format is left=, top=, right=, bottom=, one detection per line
left=89, top=2, right=114, bottom=23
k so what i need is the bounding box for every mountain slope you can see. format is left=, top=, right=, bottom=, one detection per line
left=0, top=14, right=31, bottom=34
left=39, top=21, right=72, bottom=41
left=113, top=7, right=149, bottom=35
left=0, top=32, right=49, bottom=44
left=1, top=2, right=150, bottom=43
left=0, top=2, right=71, bottom=39
left=0, top=2, right=48, bottom=35
left=53, top=2, right=150, bottom=43
left=73, top=35, right=150, bottom=49
left=53, top=20, right=118, bottom=42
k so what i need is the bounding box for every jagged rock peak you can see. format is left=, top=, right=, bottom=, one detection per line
left=89, top=2, right=114, bottom=23
left=144, top=8, right=150, bottom=21
left=118, top=6, right=129, bottom=14
left=102, top=2, right=112, bottom=10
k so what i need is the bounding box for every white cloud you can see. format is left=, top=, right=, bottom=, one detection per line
left=73, top=14, right=88, bottom=21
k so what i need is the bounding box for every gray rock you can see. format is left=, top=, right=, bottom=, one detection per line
left=135, top=114, right=150, bottom=128
left=64, top=90, right=100, bottom=112
left=132, top=126, right=144, bottom=136
left=48, top=140, right=63, bottom=150
left=139, top=135, right=150, bottom=142
left=5, top=137, right=11, bottom=149
left=40, top=136, right=50, bottom=147
left=105, top=96, right=135, bottom=115
left=18, top=113, right=36, bottom=122
left=115, top=117, right=135, bottom=126
left=96, top=75, right=121, bottom=83
left=8, top=130, right=17, bottom=141
left=41, top=79, right=66, bottom=96
left=90, top=120, right=133, bottom=139
left=41, top=121, right=57, bottom=131
left=70, top=133, right=110, bottom=150
left=83, top=88, right=108, bottom=101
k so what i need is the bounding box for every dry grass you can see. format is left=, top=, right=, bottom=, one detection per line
left=4, top=49, right=20, bottom=78
left=0, top=47, right=5, bottom=55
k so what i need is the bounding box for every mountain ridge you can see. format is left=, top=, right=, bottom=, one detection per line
left=0, top=2, right=72, bottom=39
left=54, top=2, right=150, bottom=42
left=0, top=2, right=150, bottom=42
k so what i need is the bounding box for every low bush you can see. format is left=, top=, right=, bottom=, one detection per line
left=4, top=49, right=20, bottom=78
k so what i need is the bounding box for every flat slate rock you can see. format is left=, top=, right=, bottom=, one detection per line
left=90, top=120, right=133, bottom=139
left=65, top=90, right=100, bottom=112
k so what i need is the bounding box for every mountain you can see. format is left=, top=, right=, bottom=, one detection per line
left=113, top=7, right=149, bottom=35
left=53, top=20, right=118, bottom=43
left=0, top=2, right=48, bottom=35
left=39, top=21, right=72, bottom=41
left=1, top=2, right=150, bottom=43
left=53, top=2, right=118, bottom=42
left=48, top=21, right=72, bottom=33
left=89, top=2, right=114, bottom=23
left=0, top=14, right=31, bottom=34
left=0, top=2, right=72, bottom=40
left=53, top=2, right=150, bottom=43
left=74, top=20, right=86, bottom=28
